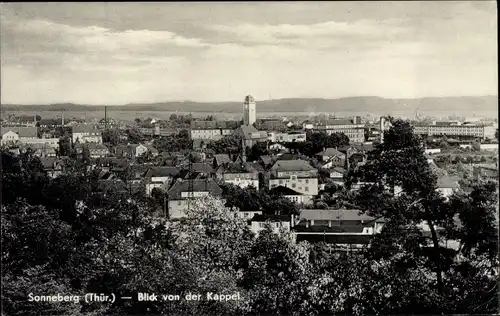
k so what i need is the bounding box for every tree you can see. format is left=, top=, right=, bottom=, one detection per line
left=208, top=134, right=243, bottom=155
left=102, top=128, right=121, bottom=146
left=220, top=183, right=300, bottom=216
left=343, top=119, right=499, bottom=313
left=247, top=142, right=270, bottom=161
left=471, top=141, right=481, bottom=152
left=59, top=135, right=71, bottom=157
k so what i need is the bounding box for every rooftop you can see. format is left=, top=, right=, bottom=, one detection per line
left=271, top=159, right=316, bottom=172
left=167, top=178, right=222, bottom=200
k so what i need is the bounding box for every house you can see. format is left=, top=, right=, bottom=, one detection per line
left=32, top=146, right=57, bottom=158
left=115, top=144, right=149, bottom=158
left=1, top=127, right=38, bottom=145
left=316, top=147, right=346, bottom=165
left=190, top=120, right=240, bottom=140
left=249, top=214, right=291, bottom=236
left=143, top=167, right=180, bottom=196
left=259, top=155, right=273, bottom=169
left=38, top=118, right=62, bottom=128
left=327, top=166, right=346, bottom=185
left=40, top=157, right=64, bottom=178
left=302, top=120, right=315, bottom=130
left=213, top=154, right=232, bottom=169
left=236, top=125, right=268, bottom=147
left=216, top=161, right=261, bottom=189
left=72, top=125, right=103, bottom=144
left=316, top=117, right=365, bottom=143
left=88, top=143, right=110, bottom=158
left=473, top=164, right=498, bottom=181
left=293, top=209, right=385, bottom=250
left=270, top=185, right=312, bottom=204
left=269, top=160, right=319, bottom=199
left=167, top=178, right=223, bottom=218
left=23, top=137, right=60, bottom=149
left=269, top=143, right=289, bottom=153
left=144, top=145, right=159, bottom=157
left=267, top=131, right=307, bottom=143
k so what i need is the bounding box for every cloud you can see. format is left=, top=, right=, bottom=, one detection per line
left=209, top=19, right=410, bottom=48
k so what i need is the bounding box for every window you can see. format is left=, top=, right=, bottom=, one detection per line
left=292, top=183, right=296, bottom=188
left=305, top=186, right=309, bottom=192
left=244, top=213, right=248, bottom=218
left=279, top=180, right=283, bottom=184
left=291, top=175, right=297, bottom=180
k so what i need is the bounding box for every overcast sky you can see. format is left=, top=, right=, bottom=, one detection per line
left=0, top=2, right=497, bottom=105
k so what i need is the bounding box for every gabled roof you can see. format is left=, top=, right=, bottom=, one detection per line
left=259, top=155, right=273, bottom=166
left=437, top=174, right=460, bottom=189
left=238, top=125, right=267, bottom=139
left=214, top=154, right=232, bottom=165
left=217, top=161, right=261, bottom=174
left=317, top=147, right=345, bottom=157
left=271, top=159, right=315, bottom=172
left=88, top=143, right=109, bottom=150
left=270, top=185, right=303, bottom=196
left=2, top=127, right=38, bottom=138
left=191, top=163, right=214, bottom=174
left=145, top=166, right=180, bottom=178
left=72, top=125, right=100, bottom=133
left=167, top=178, right=222, bottom=200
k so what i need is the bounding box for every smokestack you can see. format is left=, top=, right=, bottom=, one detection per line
left=104, top=106, right=108, bottom=130
left=380, top=117, right=385, bottom=144
left=61, top=111, right=65, bottom=127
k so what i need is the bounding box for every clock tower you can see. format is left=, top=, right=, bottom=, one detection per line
left=243, top=94, right=256, bottom=126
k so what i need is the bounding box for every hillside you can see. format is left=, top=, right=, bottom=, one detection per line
left=2, top=96, right=497, bottom=114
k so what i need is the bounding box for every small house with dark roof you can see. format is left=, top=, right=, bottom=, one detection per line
left=213, top=154, right=232, bottom=169
left=167, top=178, right=223, bottom=218
left=294, top=209, right=385, bottom=249
left=259, top=155, right=273, bottom=169
left=88, top=143, right=110, bottom=158
left=270, top=185, right=311, bottom=204
left=316, top=147, right=346, bottom=163
left=143, top=166, right=181, bottom=196
left=236, top=125, right=268, bottom=147
left=250, top=214, right=291, bottom=236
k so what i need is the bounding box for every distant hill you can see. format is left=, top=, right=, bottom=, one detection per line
left=2, top=96, right=497, bottom=115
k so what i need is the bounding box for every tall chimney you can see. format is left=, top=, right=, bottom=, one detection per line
left=380, top=117, right=385, bottom=144
left=61, top=111, right=65, bottom=127
left=104, top=106, right=108, bottom=130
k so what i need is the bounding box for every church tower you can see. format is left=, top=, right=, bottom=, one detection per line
left=243, top=95, right=256, bottom=126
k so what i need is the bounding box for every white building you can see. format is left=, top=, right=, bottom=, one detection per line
left=167, top=178, right=223, bottom=218
left=72, top=125, right=103, bottom=144
left=269, top=160, right=319, bottom=197
left=267, top=131, right=307, bottom=143
left=243, top=95, right=256, bottom=126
